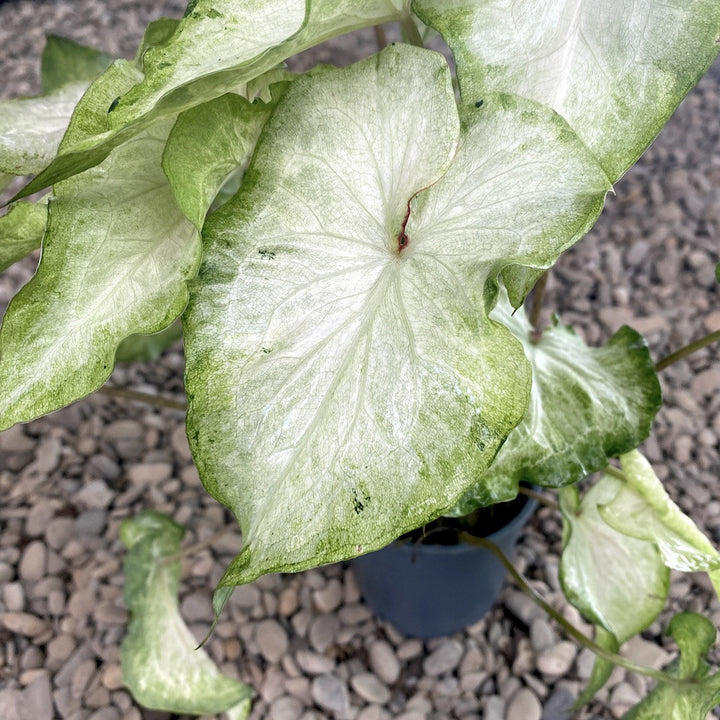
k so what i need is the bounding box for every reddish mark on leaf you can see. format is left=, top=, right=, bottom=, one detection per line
left=397, top=201, right=412, bottom=254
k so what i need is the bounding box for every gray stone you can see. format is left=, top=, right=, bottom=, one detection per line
left=536, top=641, right=576, bottom=679
left=75, top=509, right=107, bottom=536
left=609, top=682, right=642, bottom=718
left=422, top=639, right=463, bottom=676
left=542, top=686, right=576, bottom=720
left=20, top=673, right=53, bottom=720
left=255, top=619, right=289, bottom=663
left=3, top=582, right=24, bottom=612
left=88, top=454, right=121, bottom=480
left=25, top=501, right=57, bottom=537
left=45, top=517, right=75, bottom=549
left=88, top=710, right=120, bottom=720
left=368, top=639, right=400, bottom=684
left=75, top=480, right=114, bottom=509
left=312, top=579, right=343, bottom=613
left=350, top=672, right=391, bottom=704
left=269, top=695, right=304, bottom=720
left=180, top=591, right=213, bottom=623
left=1, top=612, right=48, bottom=637
left=311, top=674, right=350, bottom=714
left=0, top=688, right=22, bottom=720
left=295, top=650, right=335, bottom=675
left=19, top=541, right=46, bottom=581
left=483, top=696, right=505, bottom=720
left=506, top=687, right=541, bottom=720
left=308, top=613, right=339, bottom=653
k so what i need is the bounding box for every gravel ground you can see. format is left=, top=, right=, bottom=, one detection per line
left=0, top=2, right=719, bottom=720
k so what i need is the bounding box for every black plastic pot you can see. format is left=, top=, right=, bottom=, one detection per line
left=352, top=494, right=537, bottom=638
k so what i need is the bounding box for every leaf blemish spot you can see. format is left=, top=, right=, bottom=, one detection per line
left=396, top=201, right=412, bottom=254
left=475, top=99, right=484, bottom=108
left=258, top=248, right=275, bottom=259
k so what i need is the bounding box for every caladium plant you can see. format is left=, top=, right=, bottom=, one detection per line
left=1, top=1, right=720, bottom=717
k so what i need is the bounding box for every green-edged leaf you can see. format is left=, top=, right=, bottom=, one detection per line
left=412, top=0, right=720, bottom=181
left=449, top=299, right=661, bottom=514
left=575, top=625, right=619, bottom=708
left=715, top=262, right=720, bottom=284
left=162, top=88, right=287, bottom=229
left=0, top=81, right=89, bottom=176
left=600, top=450, right=720, bottom=594
left=115, top=322, right=183, bottom=363
left=41, top=35, right=113, bottom=94
left=133, top=17, right=181, bottom=63
left=559, top=481, right=669, bottom=642
left=0, top=119, right=198, bottom=429
left=121, top=511, right=251, bottom=717
left=184, top=44, right=611, bottom=594
left=15, top=0, right=405, bottom=198
left=0, top=201, right=47, bottom=273
left=108, top=0, right=306, bottom=128
left=622, top=612, right=720, bottom=720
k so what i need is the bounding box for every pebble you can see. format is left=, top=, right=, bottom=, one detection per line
left=537, top=641, right=577, bottom=680
left=255, top=619, right=289, bottom=663
left=484, top=695, right=505, bottom=720
left=25, top=501, right=57, bottom=537
left=368, top=640, right=401, bottom=684
left=19, top=541, right=46, bottom=581
left=609, top=681, right=642, bottom=718
left=506, top=687, right=542, bottom=720
left=422, top=639, right=464, bottom=676
left=295, top=650, right=335, bottom=675
left=270, top=695, right=305, bottom=720
left=44, top=517, right=75, bottom=549
left=311, top=674, right=351, bottom=713
left=21, top=673, right=53, bottom=720
left=46, top=635, right=77, bottom=669
left=541, top=686, right=576, bottom=720
left=3, top=582, right=24, bottom=611
left=75, top=480, right=115, bottom=509
left=75, top=509, right=107, bottom=536
left=308, top=613, right=340, bottom=653
left=312, top=579, right=343, bottom=613
left=2, top=612, right=49, bottom=637
left=350, top=672, right=391, bottom=704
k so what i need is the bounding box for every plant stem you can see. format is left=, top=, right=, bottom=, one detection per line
left=400, top=11, right=424, bottom=47
left=603, top=465, right=626, bottom=482
left=99, top=385, right=187, bottom=412
left=160, top=525, right=235, bottom=566
left=655, top=329, right=720, bottom=372
left=374, top=24, right=388, bottom=50
left=518, top=485, right=559, bottom=512
left=529, top=270, right=550, bottom=340
left=458, top=533, right=689, bottom=688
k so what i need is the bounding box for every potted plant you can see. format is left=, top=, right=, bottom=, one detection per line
left=1, top=1, right=720, bottom=718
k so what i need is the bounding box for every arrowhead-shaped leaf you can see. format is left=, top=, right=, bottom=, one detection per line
left=559, top=481, right=669, bottom=643
left=120, top=511, right=252, bottom=717
left=184, top=44, right=610, bottom=592
left=0, top=36, right=112, bottom=181
left=16, top=0, right=404, bottom=198
left=0, top=200, right=46, bottom=273
left=40, top=35, right=113, bottom=94
left=450, top=300, right=661, bottom=513
left=622, top=612, right=720, bottom=720
left=162, top=87, right=288, bottom=229
left=600, top=450, right=720, bottom=595
left=0, top=119, right=198, bottom=429
left=412, top=0, right=720, bottom=181
left=0, top=81, right=90, bottom=177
